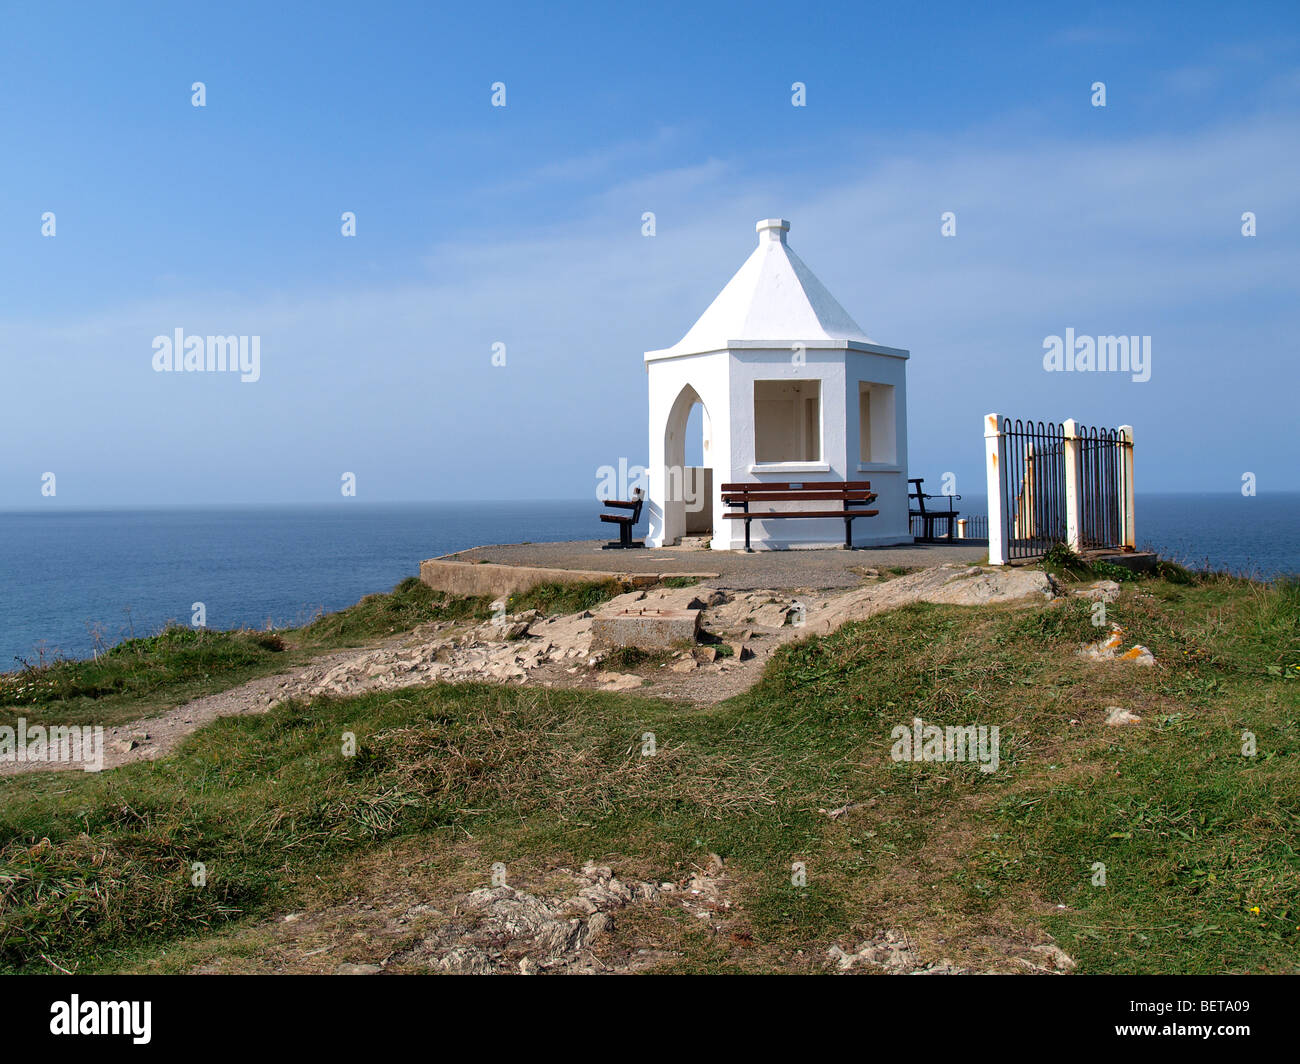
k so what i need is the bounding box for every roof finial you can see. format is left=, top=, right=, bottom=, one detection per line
left=756, top=218, right=790, bottom=244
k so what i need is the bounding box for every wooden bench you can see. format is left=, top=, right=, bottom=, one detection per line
left=721, top=481, right=878, bottom=551
left=599, top=491, right=645, bottom=549
left=908, top=478, right=961, bottom=541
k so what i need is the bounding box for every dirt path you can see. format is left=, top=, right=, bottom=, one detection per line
left=1, top=564, right=1065, bottom=779
left=0, top=646, right=375, bottom=778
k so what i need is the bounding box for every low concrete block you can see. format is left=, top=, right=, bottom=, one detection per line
left=419, top=559, right=617, bottom=599
left=1084, top=550, right=1158, bottom=574
left=591, top=607, right=701, bottom=650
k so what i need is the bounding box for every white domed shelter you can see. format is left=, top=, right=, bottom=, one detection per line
left=645, top=219, right=911, bottom=550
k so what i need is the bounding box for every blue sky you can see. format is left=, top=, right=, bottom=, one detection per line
left=2, top=0, right=1297, bottom=505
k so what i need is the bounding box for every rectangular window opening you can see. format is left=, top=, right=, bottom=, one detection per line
left=754, top=379, right=821, bottom=463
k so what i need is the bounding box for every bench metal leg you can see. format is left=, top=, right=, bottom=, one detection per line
left=845, top=517, right=853, bottom=549
left=744, top=518, right=752, bottom=552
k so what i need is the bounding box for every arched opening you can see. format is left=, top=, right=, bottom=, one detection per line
left=662, top=384, right=713, bottom=545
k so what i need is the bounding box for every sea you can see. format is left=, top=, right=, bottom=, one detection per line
left=1, top=493, right=1296, bottom=669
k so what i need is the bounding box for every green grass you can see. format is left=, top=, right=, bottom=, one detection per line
left=603, top=646, right=673, bottom=669
left=506, top=579, right=627, bottom=616
left=293, top=576, right=493, bottom=644
left=1042, top=542, right=1139, bottom=583
left=0, top=626, right=300, bottom=732
left=0, top=571, right=1296, bottom=974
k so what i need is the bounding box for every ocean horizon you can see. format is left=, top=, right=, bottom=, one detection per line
left=2, top=492, right=1296, bottom=669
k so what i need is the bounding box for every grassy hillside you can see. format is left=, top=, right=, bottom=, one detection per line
left=0, top=570, right=1296, bottom=974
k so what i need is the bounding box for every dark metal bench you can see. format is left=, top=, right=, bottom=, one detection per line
left=721, top=481, right=878, bottom=551
left=599, top=491, right=645, bottom=549
left=909, top=477, right=961, bottom=541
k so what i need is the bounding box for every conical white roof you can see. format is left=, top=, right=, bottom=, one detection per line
left=649, top=219, right=875, bottom=359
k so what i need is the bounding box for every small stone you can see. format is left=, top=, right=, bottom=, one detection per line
left=1105, top=706, right=1142, bottom=726
left=1071, top=580, right=1121, bottom=603
left=1030, top=943, right=1077, bottom=971
left=334, top=963, right=382, bottom=975
left=1120, top=645, right=1156, bottom=666
left=596, top=671, right=642, bottom=691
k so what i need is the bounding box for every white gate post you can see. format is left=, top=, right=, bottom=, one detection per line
left=1118, top=425, right=1135, bottom=549
left=1062, top=419, right=1083, bottom=552
left=984, top=413, right=1010, bottom=565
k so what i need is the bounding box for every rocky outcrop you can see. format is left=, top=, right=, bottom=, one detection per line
left=399, top=863, right=664, bottom=975
left=270, top=566, right=1071, bottom=708
left=811, top=564, right=1059, bottom=633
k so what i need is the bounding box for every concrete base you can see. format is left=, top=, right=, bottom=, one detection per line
left=431, top=540, right=987, bottom=592
left=591, top=607, right=701, bottom=650
left=1085, top=550, right=1158, bottom=574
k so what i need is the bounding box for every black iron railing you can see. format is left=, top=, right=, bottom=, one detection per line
left=1078, top=424, right=1128, bottom=550
left=910, top=512, right=988, bottom=542
left=1002, top=418, right=1068, bottom=560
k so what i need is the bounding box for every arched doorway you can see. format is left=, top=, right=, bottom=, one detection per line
left=661, top=384, right=713, bottom=545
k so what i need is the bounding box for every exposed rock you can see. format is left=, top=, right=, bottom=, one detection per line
left=399, top=862, right=663, bottom=975
left=1105, top=706, right=1142, bottom=726
left=814, top=565, right=1058, bottom=632
left=827, top=930, right=966, bottom=975
left=333, top=962, right=382, bottom=975
left=1080, top=624, right=1156, bottom=666
left=1119, top=645, right=1156, bottom=666
left=1071, top=580, right=1122, bottom=603
left=260, top=566, right=1070, bottom=713
left=1030, top=943, right=1077, bottom=971
left=688, top=590, right=727, bottom=609
left=821, top=799, right=875, bottom=820
left=596, top=671, right=642, bottom=691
